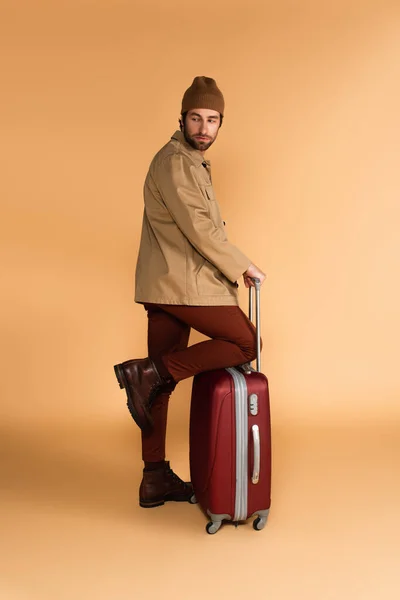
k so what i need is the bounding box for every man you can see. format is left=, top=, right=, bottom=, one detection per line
left=114, top=76, right=266, bottom=508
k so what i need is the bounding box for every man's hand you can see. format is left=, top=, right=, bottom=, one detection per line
left=243, top=263, right=266, bottom=288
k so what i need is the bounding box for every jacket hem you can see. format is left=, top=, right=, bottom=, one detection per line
left=135, top=295, right=240, bottom=306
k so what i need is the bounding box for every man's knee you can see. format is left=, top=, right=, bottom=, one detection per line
left=240, top=330, right=255, bottom=362
left=241, top=332, right=263, bottom=363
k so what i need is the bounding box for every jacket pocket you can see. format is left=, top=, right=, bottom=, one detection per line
left=204, top=185, right=216, bottom=201
left=202, top=184, right=224, bottom=229
left=196, top=259, right=234, bottom=296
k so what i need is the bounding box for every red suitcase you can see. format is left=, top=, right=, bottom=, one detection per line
left=189, top=279, right=271, bottom=534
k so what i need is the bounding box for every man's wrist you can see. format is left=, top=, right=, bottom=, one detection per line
left=243, top=262, right=253, bottom=276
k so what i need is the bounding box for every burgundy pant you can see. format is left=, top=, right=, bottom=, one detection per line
left=141, top=303, right=259, bottom=462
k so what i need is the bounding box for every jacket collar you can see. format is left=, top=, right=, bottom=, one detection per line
left=170, top=130, right=211, bottom=167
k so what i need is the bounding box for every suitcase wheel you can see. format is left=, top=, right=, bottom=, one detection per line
left=206, top=521, right=222, bottom=535
left=189, top=493, right=198, bottom=504
left=253, top=516, right=267, bottom=531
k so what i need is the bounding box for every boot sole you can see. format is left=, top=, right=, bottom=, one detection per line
left=139, top=495, right=194, bottom=509
left=114, top=363, right=150, bottom=431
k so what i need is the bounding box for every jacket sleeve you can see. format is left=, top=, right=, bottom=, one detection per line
left=154, top=153, right=251, bottom=283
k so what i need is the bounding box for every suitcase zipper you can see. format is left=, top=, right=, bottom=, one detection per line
left=226, top=367, right=248, bottom=522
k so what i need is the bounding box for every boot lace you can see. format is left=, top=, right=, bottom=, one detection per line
left=166, top=466, right=190, bottom=490
left=148, top=380, right=175, bottom=409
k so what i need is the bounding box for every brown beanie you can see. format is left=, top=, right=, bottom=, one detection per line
left=181, top=76, right=225, bottom=116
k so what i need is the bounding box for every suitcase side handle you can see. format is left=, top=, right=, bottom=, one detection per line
left=248, top=277, right=261, bottom=372
left=251, top=424, right=260, bottom=484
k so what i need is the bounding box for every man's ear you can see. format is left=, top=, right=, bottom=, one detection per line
left=178, top=116, right=184, bottom=131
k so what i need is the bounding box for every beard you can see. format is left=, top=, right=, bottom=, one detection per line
left=183, top=130, right=215, bottom=152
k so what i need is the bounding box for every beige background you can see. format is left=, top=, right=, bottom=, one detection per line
left=1, top=0, right=399, bottom=598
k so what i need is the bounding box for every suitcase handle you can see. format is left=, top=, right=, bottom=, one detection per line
left=248, top=277, right=261, bottom=372
left=251, top=424, right=260, bottom=484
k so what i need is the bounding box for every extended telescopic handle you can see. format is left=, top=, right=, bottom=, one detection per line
left=248, top=277, right=261, bottom=372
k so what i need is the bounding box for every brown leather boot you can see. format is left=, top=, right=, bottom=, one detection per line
left=114, top=358, right=173, bottom=432
left=139, top=461, right=194, bottom=508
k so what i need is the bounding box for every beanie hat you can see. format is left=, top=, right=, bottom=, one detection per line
left=181, top=76, right=225, bottom=116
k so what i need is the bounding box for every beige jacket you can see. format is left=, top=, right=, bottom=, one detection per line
left=134, top=131, right=251, bottom=306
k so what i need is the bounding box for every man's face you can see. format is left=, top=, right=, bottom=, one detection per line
left=182, top=108, right=221, bottom=152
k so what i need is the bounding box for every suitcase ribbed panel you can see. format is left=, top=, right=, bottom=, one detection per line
left=226, top=368, right=248, bottom=521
